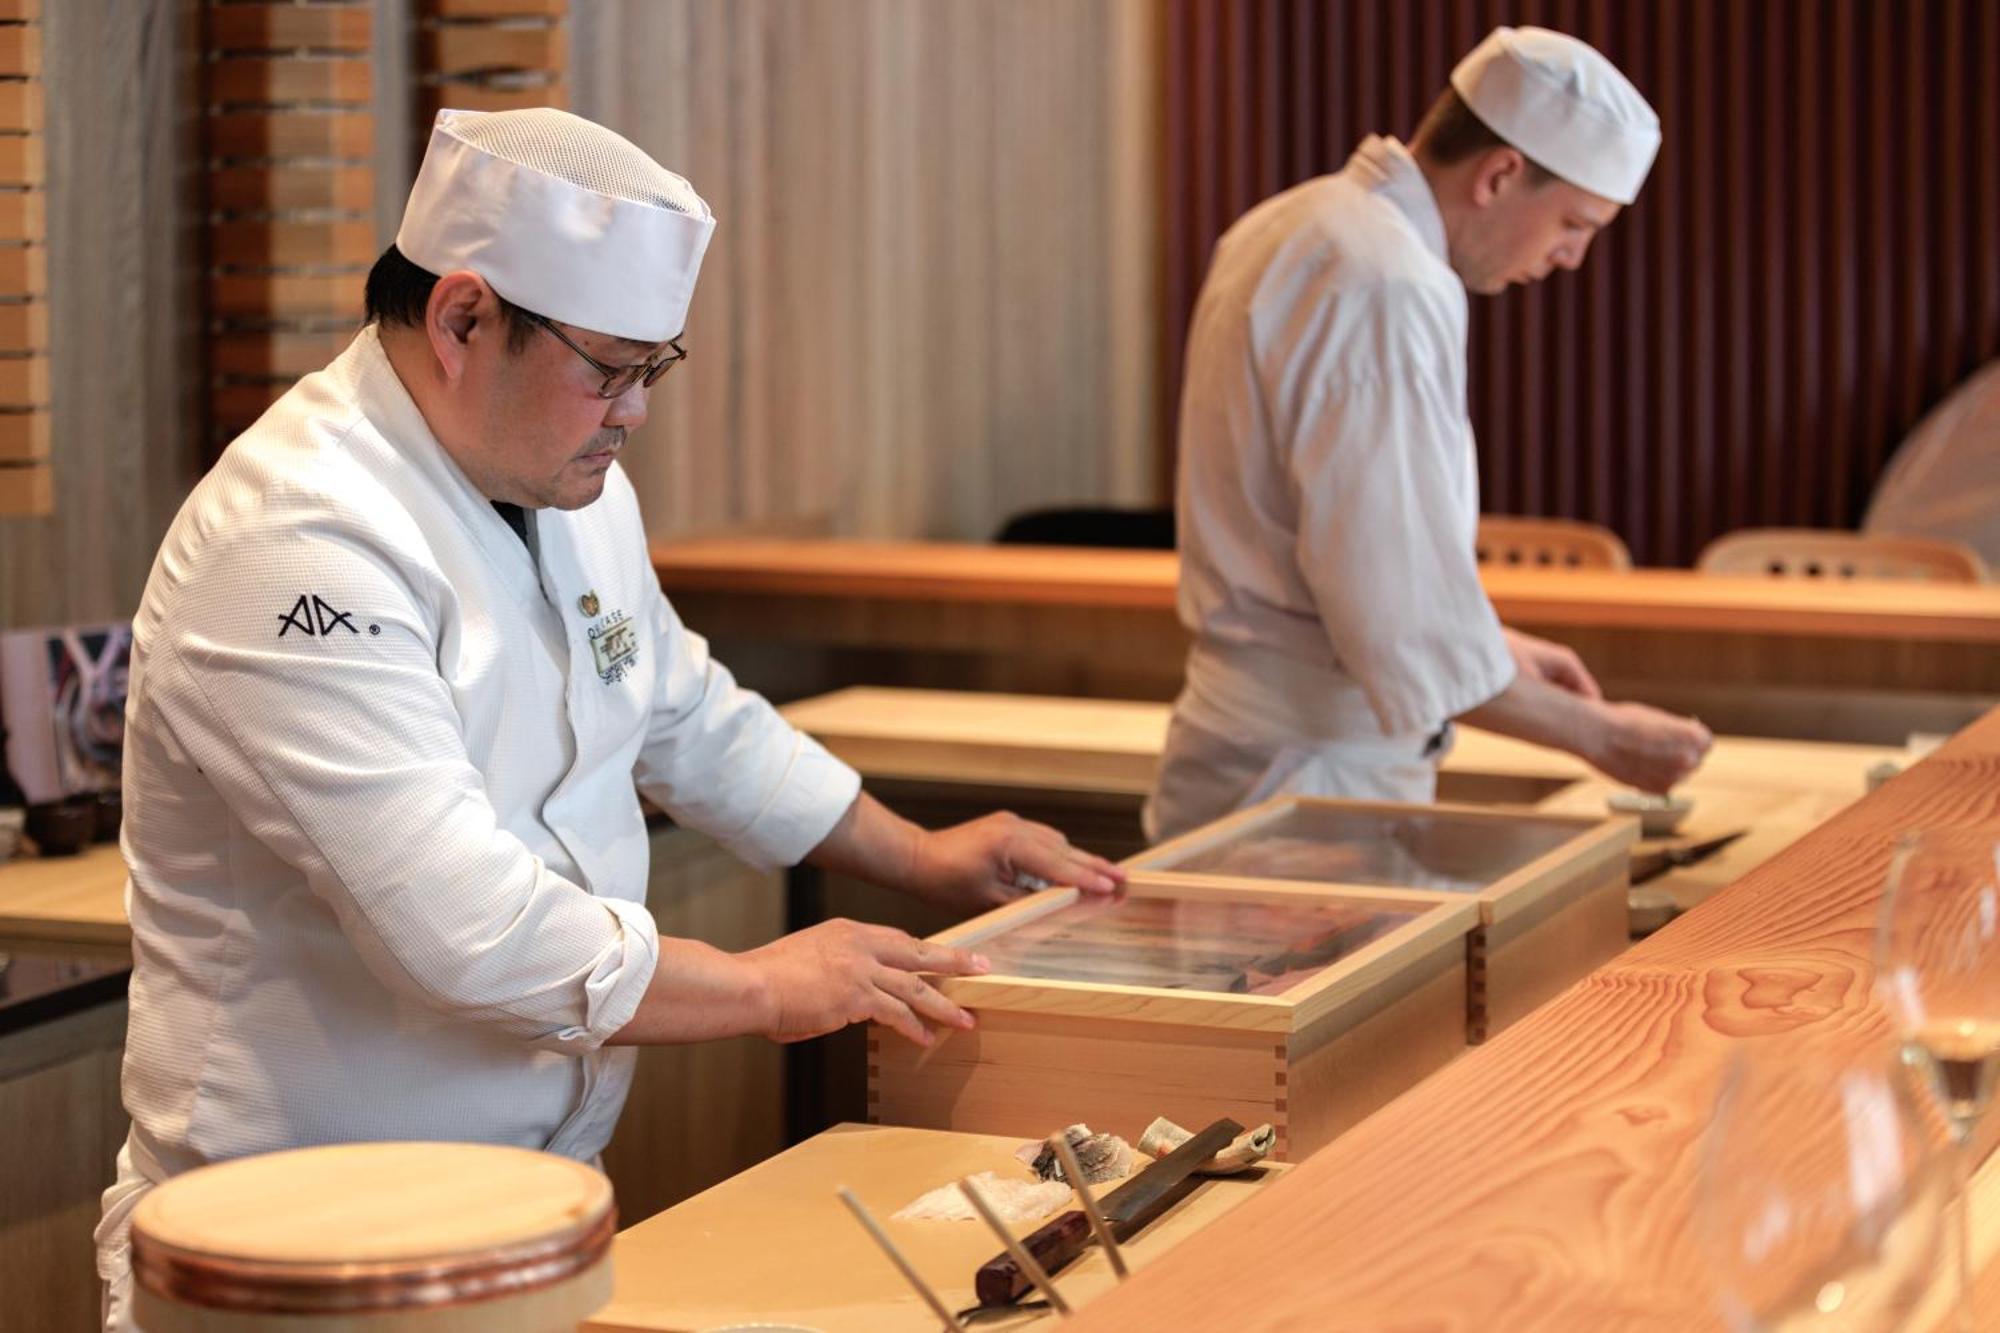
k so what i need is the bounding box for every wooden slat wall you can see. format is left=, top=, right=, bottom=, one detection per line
left=0, top=0, right=46, bottom=516
left=417, top=0, right=567, bottom=129
left=0, top=0, right=204, bottom=627
left=1162, top=0, right=2000, bottom=567
left=569, top=0, right=1162, bottom=542
left=202, top=1, right=374, bottom=452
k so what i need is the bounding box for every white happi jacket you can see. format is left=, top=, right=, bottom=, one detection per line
left=95, top=325, right=859, bottom=1316
left=1149, top=135, right=1516, bottom=841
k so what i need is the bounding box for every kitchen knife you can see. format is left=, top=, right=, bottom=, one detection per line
left=972, top=1116, right=1243, bottom=1308
left=1630, top=830, right=1748, bottom=885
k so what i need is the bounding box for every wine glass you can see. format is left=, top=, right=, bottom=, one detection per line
left=1874, top=829, right=2000, bottom=1330
left=1699, top=1044, right=1951, bottom=1332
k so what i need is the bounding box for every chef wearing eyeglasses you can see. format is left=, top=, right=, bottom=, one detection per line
left=95, top=107, right=1121, bottom=1331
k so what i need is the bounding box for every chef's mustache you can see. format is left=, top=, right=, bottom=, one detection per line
left=578, top=428, right=626, bottom=458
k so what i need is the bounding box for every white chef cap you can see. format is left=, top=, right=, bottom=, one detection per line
left=1449, top=27, right=1660, bottom=206
left=395, top=108, right=714, bottom=343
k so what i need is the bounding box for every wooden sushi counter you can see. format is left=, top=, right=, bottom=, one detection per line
left=5, top=696, right=1992, bottom=1329
left=657, top=537, right=2000, bottom=742
left=1060, top=704, right=2000, bottom=1332
left=584, top=1122, right=1286, bottom=1332
left=782, top=686, right=1912, bottom=927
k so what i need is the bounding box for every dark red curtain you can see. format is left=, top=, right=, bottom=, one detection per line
left=1162, top=1, right=2000, bottom=565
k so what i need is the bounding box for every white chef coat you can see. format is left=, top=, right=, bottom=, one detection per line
left=95, top=324, right=860, bottom=1324
left=1864, top=358, right=2000, bottom=569
left=1147, top=135, right=1516, bottom=842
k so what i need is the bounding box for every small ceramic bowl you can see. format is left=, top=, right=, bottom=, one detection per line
left=1607, top=790, right=1694, bottom=837
left=26, top=798, right=95, bottom=856
left=91, top=789, right=123, bottom=843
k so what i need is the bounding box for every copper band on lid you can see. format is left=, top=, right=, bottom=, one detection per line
left=131, top=1198, right=615, bottom=1315
left=127, top=1141, right=618, bottom=1322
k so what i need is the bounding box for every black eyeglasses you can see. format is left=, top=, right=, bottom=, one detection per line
left=519, top=311, right=688, bottom=399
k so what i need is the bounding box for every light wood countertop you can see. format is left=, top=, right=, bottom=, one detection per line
left=781, top=686, right=1909, bottom=922
left=1061, top=705, right=2000, bottom=1332
left=0, top=844, right=128, bottom=947
left=656, top=538, right=2000, bottom=643
left=583, top=1121, right=1283, bottom=1333
left=0, top=701, right=1910, bottom=949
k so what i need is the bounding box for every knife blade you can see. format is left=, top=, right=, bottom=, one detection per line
left=971, top=1117, right=1244, bottom=1308
left=1630, top=829, right=1747, bottom=885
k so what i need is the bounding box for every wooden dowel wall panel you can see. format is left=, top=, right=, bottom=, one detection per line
left=0, top=21, right=38, bottom=75
left=207, top=109, right=373, bottom=159
left=203, top=5, right=372, bottom=50
left=0, top=0, right=207, bottom=623
left=202, top=0, right=374, bottom=452
left=0, top=455, right=47, bottom=510
left=0, top=132, right=40, bottom=185
left=0, top=0, right=44, bottom=513
left=416, top=0, right=568, bottom=136
left=0, top=295, right=43, bottom=351
left=209, top=329, right=356, bottom=379
left=0, top=351, right=47, bottom=404
left=0, top=406, right=45, bottom=461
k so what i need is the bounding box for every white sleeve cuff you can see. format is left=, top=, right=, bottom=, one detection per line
left=531, top=895, right=661, bottom=1053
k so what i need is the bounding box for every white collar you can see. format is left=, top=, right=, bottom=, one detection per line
left=1342, top=135, right=1451, bottom=270
left=342, top=324, right=545, bottom=578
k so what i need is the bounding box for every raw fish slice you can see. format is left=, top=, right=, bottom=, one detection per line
left=891, top=1170, right=1071, bottom=1224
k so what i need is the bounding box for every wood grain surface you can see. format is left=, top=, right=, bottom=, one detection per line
left=132, top=1141, right=610, bottom=1264
left=783, top=686, right=1905, bottom=928
left=655, top=541, right=2000, bottom=739
left=1062, top=706, right=2000, bottom=1331
left=656, top=539, right=2000, bottom=643
left=583, top=1122, right=1286, bottom=1333
left=0, top=843, right=129, bottom=945
left=0, top=998, right=128, bottom=1333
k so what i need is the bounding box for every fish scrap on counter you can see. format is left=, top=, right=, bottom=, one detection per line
left=1136, top=1116, right=1276, bottom=1174
left=1015, top=1124, right=1140, bottom=1185
left=892, top=1170, right=1073, bottom=1224
left=890, top=1116, right=1271, bottom=1227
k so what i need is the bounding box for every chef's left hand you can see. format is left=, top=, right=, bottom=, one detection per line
left=1504, top=628, right=1601, bottom=700
left=909, top=812, right=1125, bottom=915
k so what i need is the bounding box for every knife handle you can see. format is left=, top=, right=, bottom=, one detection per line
left=974, top=1209, right=1089, bottom=1307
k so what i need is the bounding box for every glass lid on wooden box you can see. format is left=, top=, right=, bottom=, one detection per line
left=1133, top=801, right=1589, bottom=894
left=971, top=890, right=1423, bottom=996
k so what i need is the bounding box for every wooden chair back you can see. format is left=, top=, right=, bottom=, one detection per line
left=1475, top=516, right=1632, bottom=571
left=1695, top=528, right=1990, bottom=582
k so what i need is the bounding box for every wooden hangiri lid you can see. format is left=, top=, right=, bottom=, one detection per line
left=130, top=1142, right=615, bottom=1315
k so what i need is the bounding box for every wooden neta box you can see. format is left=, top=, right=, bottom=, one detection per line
left=1127, top=797, right=1636, bottom=1041
left=868, top=877, right=1478, bottom=1161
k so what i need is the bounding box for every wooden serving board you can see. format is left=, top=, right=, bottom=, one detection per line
left=582, top=1122, right=1283, bottom=1333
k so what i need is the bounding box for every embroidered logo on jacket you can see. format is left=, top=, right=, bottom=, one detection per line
left=277, top=594, right=358, bottom=638
left=586, top=607, right=639, bottom=683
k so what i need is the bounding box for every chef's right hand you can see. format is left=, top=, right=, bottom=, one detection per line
left=740, top=919, right=990, bottom=1048
left=1590, top=703, right=1713, bottom=793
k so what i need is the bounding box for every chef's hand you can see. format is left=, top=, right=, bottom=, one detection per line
left=908, top=812, right=1125, bottom=915
left=1504, top=628, right=1602, bottom=700
left=742, top=920, right=989, bottom=1048
left=1590, top=702, right=1712, bottom=792
left=806, top=791, right=1125, bottom=919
